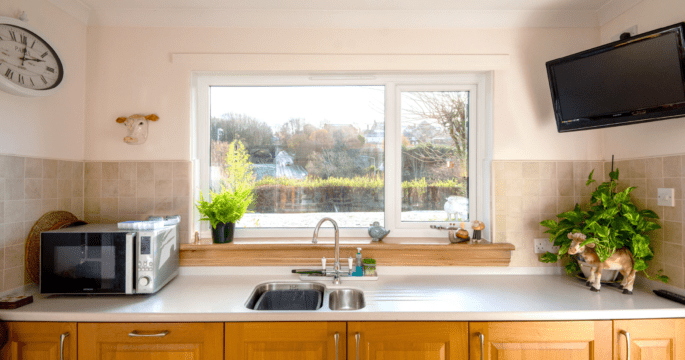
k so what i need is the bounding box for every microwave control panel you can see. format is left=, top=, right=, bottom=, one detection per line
left=137, top=235, right=154, bottom=293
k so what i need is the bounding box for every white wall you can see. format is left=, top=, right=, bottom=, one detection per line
left=0, top=0, right=86, bottom=160
left=84, top=27, right=602, bottom=161
left=600, top=0, right=685, bottom=160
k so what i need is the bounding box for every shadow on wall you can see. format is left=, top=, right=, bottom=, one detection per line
left=516, top=29, right=560, bottom=127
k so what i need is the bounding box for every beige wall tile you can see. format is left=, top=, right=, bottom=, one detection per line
left=24, top=158, right=42, bottom=178
left=119, top=198, right=137, bottom=215
left=85, top=180, right=101, bottom=198
left=5, top=245, right=24, bottom=269
left=71, top=198, right=84, bottom=218
left=522, top=179, right=540, bottom=196
left=25, top=199, right=42, bottom=222
left=4, top=222, right=23, bottom=247
left=173, top=178, right=190, bottom=197
left=522, top=196, right=539, bottom=214
left=137, top=198, right=154, bottom=215
left=629, top=159, right=646, bottom=179
left=664, top=221, right=683, bottom=245
left=4, top=201, right=23, bottom=224
left=155, top=197, right=172, bottom=212
left=506, top=214, right=522, bottom=232
left=505, top=179, right=523, bottom=197
left=630, top=178, right=646, bottom=199
left=539, top=162, right=556, bottom=179
left=173, top=162, right=190, bottom=179
left=118, top=180, right=136, bottom=198
left=664, top=200, right=682, bottom=222
left=24, top=178, right=41, bottom=199
left=102, top=180, right=118, bottom=198
left=173, top=196, right=190, bottom=215
left=681, top=155, right=685, bottom=177
left=573, top=162, right=589, bottom=180
left=540, top=196, right=557, bottom=214
left=137, top=162, right=154, bottom=181
left=137, top=180, right=154, bottom=198
left=494, top=179, right=506, bottom=197
left=72, top=180, right=84, bottom=197
left=102, top=162, right=119, bottom=180
left=539, top=179, right=556, bottom=196
left=0, top=180, right=4, bottom=201
left=495, top=196, right=506, bottom=213
left=647, top=198, right=664, bottom=220
left=522, top=162, right=539, bottom=179
left=119, top=162, right=136, bottom=180
left=57, top=161, right=72, bottom=180
left=155, top=180, right=173, bottom=198
left=4, top=266, right=23, bottom=291
left=0, top=202, right=3, bottom=224
left=646, top=178, right=664, bottom=199
left=663, top=242, right=683, bottom=267
left=72, top=162, right=84, bottom=180
left=574, top=180, right=590, bottom=197
left=42, top=199, right=58, bottom=213
left=645, top=157, right=663, bottom=179
left=84, top=198, right=101, bottom=215
left=5, top=157, right=24, bottom=179
left=42, top=159, right=57, bottom=178
left=664, top=265, right=684, bottom=288
left=58, top=198, right=71, bottom=210
left=43, top=179, right=57, bottom=199
left=557, top=196, right=575, bottom=213
left=506, top=196, right=522, bottom=214
left=5, top=179, right=24, bottom=200
left=155, top=162, right=173, bottom=180
left=557, top=179, right=573, bottom=197
left=85, top=162, right=102, bottom=180
left=58, top=180, right=71, bottom=199
left=557, top=162, right=573, bottom=179
left=615, top=160, right=630, bottom=179
left=101, top=198, right=118, bottom=215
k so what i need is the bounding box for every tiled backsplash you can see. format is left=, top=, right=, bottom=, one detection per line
left=605, top=156, right=685, bottom=288
left=0, top=155, right=84, bottom=291
left=83, top=161, right=192, bottom=243
left=493, top=160, right=604, bottom=267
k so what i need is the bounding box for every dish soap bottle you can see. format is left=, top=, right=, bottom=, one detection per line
left=352, top=248, right=364, bottom=276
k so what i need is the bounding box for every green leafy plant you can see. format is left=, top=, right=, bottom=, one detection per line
left=539, top=168, right=668, bottom=283
left=197, top=140, right=255, bottom=229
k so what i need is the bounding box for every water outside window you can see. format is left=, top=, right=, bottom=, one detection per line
left=210, top=86, right=385, bottom=228
left=400, top=91, right=469, bottom=222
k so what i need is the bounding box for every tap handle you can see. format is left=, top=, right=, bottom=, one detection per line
left=348, top=257, right=354, bottom=274
left=322, top=257, right=327, bottom=270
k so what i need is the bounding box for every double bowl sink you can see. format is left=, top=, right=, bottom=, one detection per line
left=245, top=282, right=365, bottom=311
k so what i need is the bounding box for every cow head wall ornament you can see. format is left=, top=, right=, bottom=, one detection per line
left=115, top=114, right=159, bottom=145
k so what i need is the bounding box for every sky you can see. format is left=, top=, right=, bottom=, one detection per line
left=210, top=86, right=385, bottom=131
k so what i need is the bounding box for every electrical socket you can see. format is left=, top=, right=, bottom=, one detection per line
left=535, top=238, right=560, bottom=254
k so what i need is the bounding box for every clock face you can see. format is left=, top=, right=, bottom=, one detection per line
left=0, top=23, right=63, bottom=91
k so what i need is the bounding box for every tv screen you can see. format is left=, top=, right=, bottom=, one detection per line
left=546, top=22, right=685, bottom=132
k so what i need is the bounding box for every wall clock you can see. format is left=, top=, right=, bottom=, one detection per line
left=0, top=16, right=64, bottom=97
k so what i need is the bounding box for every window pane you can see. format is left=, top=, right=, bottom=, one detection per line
left=400, top=91, right=469, bottom=222
left=210, top=86, right=385, bottom=228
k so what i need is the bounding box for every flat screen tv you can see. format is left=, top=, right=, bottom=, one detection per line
left=546, top=22, right=685, bottom=132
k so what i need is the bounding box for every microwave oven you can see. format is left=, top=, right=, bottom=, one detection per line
left=40, top=223, right=179, bottom=294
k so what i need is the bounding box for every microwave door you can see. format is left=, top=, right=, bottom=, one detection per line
left=41, top=232, right=134, bottom=294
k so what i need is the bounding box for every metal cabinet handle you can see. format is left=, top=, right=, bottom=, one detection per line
left=334, top=332, right=339, bottom=360
left=355, top=332, right=360, bottom=360
left=476, top=332, right=484, bottom=360
left=619, top=330, right=631, bottom=360
left=59, top=332, right=69, bottom=360
left=128, top=330, right=169, bottom=337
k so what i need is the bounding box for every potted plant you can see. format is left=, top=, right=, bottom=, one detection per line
left=539, top=168, right=668, bottom=283
left=196, top=140, right=255, bottom=243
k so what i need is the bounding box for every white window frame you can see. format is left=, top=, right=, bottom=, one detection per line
left=193, top=73, right=492, bottom=242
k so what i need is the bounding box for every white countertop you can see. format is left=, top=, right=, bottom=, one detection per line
left=1, top=269, right=683, bottom=322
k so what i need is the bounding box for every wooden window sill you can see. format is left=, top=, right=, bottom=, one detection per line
left=180, top=239, right=515, bottom=266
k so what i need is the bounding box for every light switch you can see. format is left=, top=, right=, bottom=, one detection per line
left=657, top=188, right=675, bottom=207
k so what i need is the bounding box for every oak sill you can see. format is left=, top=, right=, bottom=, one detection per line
left=180, top=240, right=515, bottom=266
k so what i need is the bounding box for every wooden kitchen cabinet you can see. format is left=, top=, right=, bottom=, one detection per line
left=226, top=322, right=346, bottom=360
left=348, top=322, right=468, bottom=360
left=470, top=321, right=612, bottom=360
left=78, top=322, right=223, bottom=360
left=1, top=322, right=76, bottom=360
left=613, top=319, right=685, bottom=360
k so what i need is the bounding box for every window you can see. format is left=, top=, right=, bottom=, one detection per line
left=195, top=74, right=490, bottom=240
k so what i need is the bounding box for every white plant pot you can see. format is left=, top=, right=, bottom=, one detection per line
left=579, top=262, right=620, bottom=282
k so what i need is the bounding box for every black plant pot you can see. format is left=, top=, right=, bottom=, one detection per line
left=212, top=222, right=235, bottom=244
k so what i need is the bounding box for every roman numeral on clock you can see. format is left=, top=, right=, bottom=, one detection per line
left=41, top=52, right=48, bottom=58
left=9, top=31, right=16, bottom=42
left=30, top=78, right=35, bottom=86
left=20, top=34, right=27, bottom=45
left=40, top=75, right=47, bottom=84
left=4, top=68, right=13, bottom=80
left=18, top=74, right=24, bottom=84
left=31, top=40, right=35, bottom=48
left=46, top=67, right=55, bottom=73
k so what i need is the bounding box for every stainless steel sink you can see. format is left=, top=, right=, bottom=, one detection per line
left=329, top=289, right=366, bottom=311
left=245, top=282, right=326, bottom=310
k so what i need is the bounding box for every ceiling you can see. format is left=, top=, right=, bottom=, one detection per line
left=53, top=0, right=642, bottom=28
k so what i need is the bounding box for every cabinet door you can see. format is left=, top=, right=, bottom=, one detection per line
left=1, top=322, right=76, bottom=360
left=470, top=321, right=612, bottom=360
left=78, top=322, right=223, bottom=360
left=226, top=322, right=345, bottom=360
left=613, top=319, right=685, bottom=360
left=348, top=322, right=468, bottom=360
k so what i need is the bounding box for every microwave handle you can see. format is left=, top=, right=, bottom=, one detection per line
left=126, top=233, right=135, bottom=294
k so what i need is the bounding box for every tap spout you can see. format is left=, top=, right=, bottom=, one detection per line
left=312, top=217, right=341, bottom=284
